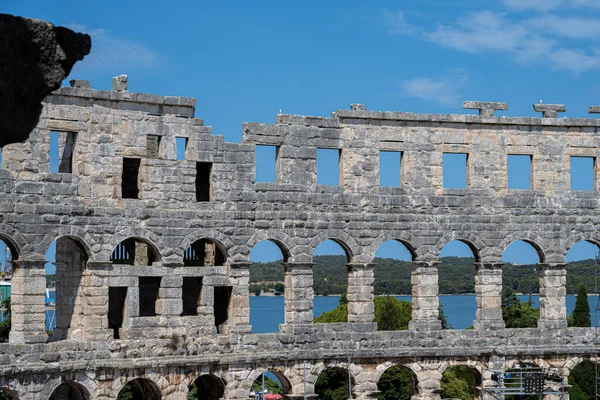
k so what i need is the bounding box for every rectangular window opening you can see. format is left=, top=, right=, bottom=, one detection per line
left=122, top=158, right=141, bottom=199
left=108, top=287, right=127, bottom=339
left=380, top=151, right=402, bottom=187
left=442, top=153, right=468, bottom=189
left=182, top=277, right=203, bottom=316
left=176, top=137, right=188, bottom=160
left=214, top=286, right=232, bottom=333
left=196, top=162, right=212, bottom=202
left=255, top=144, right=278, bottom=183
left=139, top=277, right=161, bottom=317
left=317, top=148, right=341, bottom=186
left=571, top=156, right=595, bottom=191
left=146, top=135, right=161, bottom=159
left=50, top=131, right=77, bottom=173
left=508, top=154, right=533, bottom=190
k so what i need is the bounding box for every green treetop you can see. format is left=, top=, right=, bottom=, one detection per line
left=568, top=284, right=591, bottom=328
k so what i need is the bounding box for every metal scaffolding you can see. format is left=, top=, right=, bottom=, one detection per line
left=480, top=365, right=569, bottom=400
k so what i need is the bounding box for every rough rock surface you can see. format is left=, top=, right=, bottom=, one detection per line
left=0, top=14, right=90, bottom=147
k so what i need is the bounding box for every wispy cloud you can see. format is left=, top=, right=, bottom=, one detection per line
left=385, top=10, right=600, bottom=74
left=399, top=71, right=468, bottom=106
left=501, top=0, right=600, bottom=10
left=382, top=10, right=415, bottom=35
left=66, top=23, right=157, bottom=71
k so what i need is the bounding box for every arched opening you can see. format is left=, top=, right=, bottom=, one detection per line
left=566, top=240, right=598, bottom=327
left=501, top=240, right=541, bottom=328
left=315, top=367, right=354, bottom=400
left=440, top=365, right=481, bottom=399
left=184, top=239, right=227, bottom=267
left=313, top=240, right=351, bottom=322
left=110, top=238, right=158, bottom=266
left=372, top=240, right=413, bottom=331
left=117, top=378, right=161, bottom=400
left=249, top=371, right=291, bottom=399
left=188, top=374, right=225, bottom=400
left=0, top=387, right=17, bottom=400
left=438, top=240, right=478, bottom=330
left=0, top=238, right=16, bottom=343
left=49, top=381, right=89, bottom=400
left=46, top=237, right=89, bottom=341
left=568, top=360, right=597, bottom=399
left=377, top=365, right=417, bottom=400
left=249, top=240, right=287, bottom=333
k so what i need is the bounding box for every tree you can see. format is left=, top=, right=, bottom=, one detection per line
left=439, top=304, right=453, bottom=330
left=501, top=288, right=539, bottom=328
left=568, top=360, right=596, bottom=400
left=314, top=295, right=412, bottom=330
left=315, top=368, right=351, bottom=400
left=569, top=284, right=591, bottom=327
left=377, top=366, right=413, bottom=400
left=0, top=297, right=10, bottom=342
left=441, top=366, right=475, bottom=400
left=251, top=375, right=283, bottom=394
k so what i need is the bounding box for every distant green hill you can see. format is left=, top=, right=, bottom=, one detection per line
left=249, top=256, right=598, bottom=296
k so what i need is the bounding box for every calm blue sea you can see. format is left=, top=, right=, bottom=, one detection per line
left=249, top=295, right=600, bottom=333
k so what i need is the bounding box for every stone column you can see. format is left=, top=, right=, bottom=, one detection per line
left=473, top=263, right=505, bottom=330
left=283, top=263, right=314, bottom=325
left=409, top=261, right=442, bottom=331
left=156, top=274, right=183, bottom=319
left=347, top=263, right=375, bottom=323
left=9, top=260, right=46, bottom=344
left=228, top=262, right=252, bottom=333
left=538, top=263, right=567, bottom=329
left=79, top=262, right=112, bottom=341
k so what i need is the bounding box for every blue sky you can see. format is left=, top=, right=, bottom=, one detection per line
left=4, top=0, right=600, bottom=266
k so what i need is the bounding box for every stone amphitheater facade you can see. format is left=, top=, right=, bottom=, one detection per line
left=0, top=76, right=597, bottom=399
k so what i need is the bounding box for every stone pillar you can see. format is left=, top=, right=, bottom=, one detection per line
left=156, top=274, right=183, bottom=318
left=228, top=262, right=252, bottom=333
left=347, top=263, right=375, bottom=323
left=283, top=263, right=314, bottom=325
left=9, top=260, right=46, bottom=344
left=538, top=263, right=567, bottom=329
left=409, top=261, right=442, bottom=331
left=79, top=262, right=112, bottom=341
left=473, top=263, right=505, bottom=330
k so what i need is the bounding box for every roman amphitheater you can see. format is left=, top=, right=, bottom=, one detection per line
left=0, top=76, right=596, bottom=399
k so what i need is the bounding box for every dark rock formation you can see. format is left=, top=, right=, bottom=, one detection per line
left=0, top=14, right=91, bottom=147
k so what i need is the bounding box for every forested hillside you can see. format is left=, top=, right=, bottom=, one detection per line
left=249, top=256, right=598, bottom=295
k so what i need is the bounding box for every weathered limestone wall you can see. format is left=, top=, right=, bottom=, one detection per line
left=0, top=82, right=597, bottom=398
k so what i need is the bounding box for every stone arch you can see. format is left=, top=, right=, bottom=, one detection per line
left=246, top=230, right=295, bottom=262
left=310, top=230, right=358, bottom=262
left=243, top=368, right=293, bottom=396
left=431, top=232, right=484, bottom=262
left=562, top=235, right=600, bottom=261
left=375, top=362, right=419, bottom=397
left=41, top=376, right=93, bottom=400
left=183, top=238, right=228, bottom=267
left=180, top=229, right=235, bottom=262
left=49, top=381, right=89, bottom=400
left=0, top=224, right=27, bottom=261
left=41, top=226, right=99, bottom=262
left=438, top=362, right=483, bottom=398
left=314, top=365, right=356, bottom=399
left=188, top=374, right=225, bottom=400
left=116, top=377, right=161, bottom=400
left=498, top=233, right=548, bottom=263
left=367, top=232, right=419, bottom=263
left=104, top=227, right=166, bottom=262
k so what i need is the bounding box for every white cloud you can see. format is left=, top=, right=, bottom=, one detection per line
left=382, top=10, right=415, bottom=35
left=501, top=0, right=564, bottom=11
left=424, top=11, right=529, bottom=53
left=528, top=16, right=600, bottom=39
left=66, top=23, right=157, bottom=71
left=385, top=10, right=600, bottom=74
left=399, top=72, right=468, bottom=106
